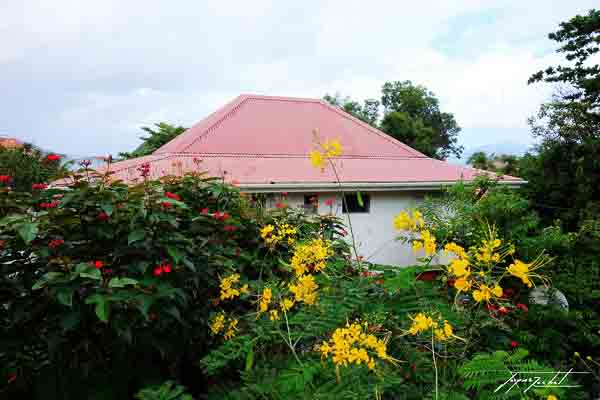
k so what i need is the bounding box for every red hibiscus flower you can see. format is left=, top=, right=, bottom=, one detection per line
left=213, top=211, right=230, bottom=221
left=161, top=201, right=172, bottom=209
left=162, top=263, right=172, bottom=273
left=324, top=198, right=335, bottom=206
left=165, top=192, right=181, bottom=201
left=153, top=266, right=163, bottom=276
left=40, top=201, right=60, bottom=209
left=137, top=162, right=151, bottom=178
left=281, top=192, right=289, bottom=197
left=94, top=260, right=104, bottom=269
left=200, top=207, right=209, bottom=214
left=275, top=202, right=287, bottom=209
left=498, top=306, right=510, bottom=315
left=0, top=175, right=12, bottom=184
left=7, top=373, right=17, bottom=384
left=97, top=212, right=110, bottom=221
left=47, top=154, right=61, bottom=161
left=224, top=225, right=238, bottom=232
left=32, top=183, right=48, bottom=190
left=510, top=341, right=519, bottom=348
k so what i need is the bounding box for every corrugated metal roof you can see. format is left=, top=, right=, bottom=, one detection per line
left=105, top=94, right=523, bottom=187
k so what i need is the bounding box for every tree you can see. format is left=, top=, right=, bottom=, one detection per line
left=323, top=93, right=380, bottom=125
left=467, top=151, right=491, bottom=170
left=0, top=143, right=66, bottom=191
left=119, top=122, right=186, bottom=160
left=380, top=81, right=463, bottom=160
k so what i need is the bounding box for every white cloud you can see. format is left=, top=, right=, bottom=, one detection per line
left=1, top=0, right=597, bottom=154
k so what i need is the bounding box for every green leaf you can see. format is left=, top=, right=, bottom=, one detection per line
left=167, top=245, right=184, bottom=264
left=128, top=229, right=146, bottom=245
left=32, top=272, right=64, bottom=290
left=0, top=214, right=26, bottom=227
left=76, top=264, right=102, bottom=280
left=356, top=191, right=364, bottom=207
left=56, top=288, right=73, bottom=307
left=17, top=222, right=38, bottom=244
left=101, top=203, right=114, bottom=215
left=108, top=277, right=138, bottom=288
left=85, top=294, right=110, bottom=322
left=160, top=198, right=189, bottom=209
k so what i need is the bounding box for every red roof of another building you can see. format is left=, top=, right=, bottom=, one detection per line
left=105, top=94, right=523, bottom=188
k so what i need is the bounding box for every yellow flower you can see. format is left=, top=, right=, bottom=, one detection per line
left=547, top=395, right=558, bottom=400
left=444, top=242, right=467, bottom=259
left=310, top=150, right=324, bottom=169
left=393, top=209, right=424, bottom=231
left=269, top=309, right=280, bottom=321
left=210, top=313, right=226, bottom=335
left=290, top=238, right=333, bottom=276
left=280, top=298, right=295, bottom=312
left=434, top=321, right=455, bottom=341
left=289, top=274, right=319, bottom=305
left=507, top=260, right=537, bottom=287
left=322, top=138, right=343, bottom=158
left=224, top=319, right=238, bottom=340
left=408, top=312, right=436, bottom=335
left=259, top=287, right=272, bottom=312
left=449, top=258, right=470, bottom=277
left=420, top=230, right=437, bottom=256
left=260, top=223, right=298, bottom=248
left=412, top=240, right=423, bottom=253
left=454, top=277, right=472, bottom=292
left=219, top=274, right=242, bottom=300
left=473, top=284, right=502, bottom=303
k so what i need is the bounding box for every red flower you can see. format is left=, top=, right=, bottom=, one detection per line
left=94, top=260, right=104, bottom=269
left=213, top=211, right=230, bottom=221
left=47, top=154, right=61, bottom=161
left=97, top=212, right=110, bottom=221
left=235, top=247, right=241, bottom=257
left=48, top=239, right=65, bottom=249
left=416, top=271, right=439, bottom=282
left=0, top=175, right=12, bottom=183
left=7, top=373, right=17, bottom=384
left=137, top=162, right=151, bottom=178
left=161, top=201, right=172, bottom=209
left=153, top=266, right=163, bottom=276
left=516, top=303, right=529, bottom=312
left=486, top=304, right=499, bottom=312
left=501, top=288, right=515, bottom=299
left=40, top=201, right=60, bottom=209
left=275, top=201, right=287, bottom=209
left=224, top=225, right=238, bottom=232
left=31, top=183, right=48, bottom=190
left=498, top=306, right=510, bottom=315
left=200, top=207, right=209, bottom=214
left=447, top=278, right=456, bottom=287
left=281, top=192, right=289, bottom=197
left=162, top=263, right=172, bottom=273
left=165, top=192, right=181, bottom=201
left=325, top=198, right=335, bottom=206
left=510, top=340, right=519, bottom=348
left=102, top=268, right=114, bottom=276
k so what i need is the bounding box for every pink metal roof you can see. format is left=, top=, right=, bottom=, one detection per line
left=106, top=95, right=523, bottom=187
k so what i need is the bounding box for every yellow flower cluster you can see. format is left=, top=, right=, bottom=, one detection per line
left=289, top=274, right=319, bottom=305
left=507, top=257, right=549, bottom=288
left=319, top=322, right=392, bottom=371
left=210, top=312, right=238, bottom=340
left=259, top=287, right=272, bottom=313
left=290, top=238, right=333, bottom=276
left=310, top=136, right=343, bottom=170
left=393, top=209, right=437, bottom=256
left=260, top=223, right=297, bottom=248
left=219, top=274, right=249, bottom=300
left=267, top=298, right=296, bottom=321
left=407, top=312, right=457, bottom=342
left=393, top=210, right=424, bottom=231
left=412, top=230, right=437, bottom=256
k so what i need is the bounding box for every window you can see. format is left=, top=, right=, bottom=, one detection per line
left=342, top=193, right=370, bottom=213
left=303, top=194, right=318, bottom=214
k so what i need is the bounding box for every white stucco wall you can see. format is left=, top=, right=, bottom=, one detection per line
left=266, top=191, right=438, bottom=266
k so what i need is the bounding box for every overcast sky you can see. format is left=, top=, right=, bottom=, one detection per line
left=1, top=1, right=597, bottom=157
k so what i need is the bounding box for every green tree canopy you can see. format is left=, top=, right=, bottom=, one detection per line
left=119, top=122, right=186, bottom=160
left=0, top=143, right=66, bottom=191
left=324, top=81, right=463, bottom=160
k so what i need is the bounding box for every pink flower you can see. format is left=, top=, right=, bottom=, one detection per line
left=137, top=162, right=151, bottom=178
left=510, top=340, right=519, bottom=348
left=325, top=198, right=334, bottom=207
left=165, top=192, right=181, bottom=201
left=200, top=207, right=209, bottom=214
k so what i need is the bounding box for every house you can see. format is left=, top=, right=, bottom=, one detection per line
left=105, top=94, right=524, bottom=266
left=0, top=136, right=23, bottom=149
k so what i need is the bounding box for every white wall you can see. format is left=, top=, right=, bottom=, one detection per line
left=266, top=191, right=437, bottom=267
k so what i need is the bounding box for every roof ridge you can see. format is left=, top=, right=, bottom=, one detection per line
left=316, top=99, right=427, bottom=158
left=239, top=94, right=323, bottom=103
